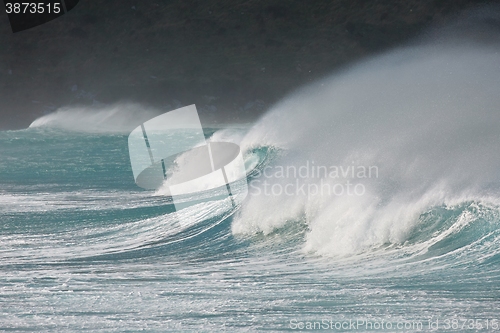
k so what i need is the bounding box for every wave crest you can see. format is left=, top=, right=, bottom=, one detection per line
left=232, top=17, right=500, bottom=258
left=29, top=103, right=161, bottom=133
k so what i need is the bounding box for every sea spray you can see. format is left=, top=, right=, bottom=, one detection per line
left=29, top=103, right=161, bottom=133
left=233, top=10, right=500, bottom=257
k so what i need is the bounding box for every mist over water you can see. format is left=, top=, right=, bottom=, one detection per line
left=233, top=10, right=500, bottom=257
left=29, top=103, right=162, bottom=133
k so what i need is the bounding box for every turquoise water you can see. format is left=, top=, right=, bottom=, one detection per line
left=1, top=128, right=499, bottom=332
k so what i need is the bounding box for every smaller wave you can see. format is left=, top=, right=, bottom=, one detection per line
left=29, top=103, right=161, bottom=133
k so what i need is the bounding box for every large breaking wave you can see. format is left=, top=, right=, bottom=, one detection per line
left=232, top=9, right=500, bottom=259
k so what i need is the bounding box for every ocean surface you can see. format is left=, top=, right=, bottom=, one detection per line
left=2, top=36, right=500, bottom=332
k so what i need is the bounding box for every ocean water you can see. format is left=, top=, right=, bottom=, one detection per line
left=2, top=20, right=500, bottom=333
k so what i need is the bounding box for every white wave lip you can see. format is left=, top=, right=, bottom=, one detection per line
left=232, top=19, right=500, bottom=257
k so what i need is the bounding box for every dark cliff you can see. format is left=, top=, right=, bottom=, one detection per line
left=0, top=0, right=494, bottom=129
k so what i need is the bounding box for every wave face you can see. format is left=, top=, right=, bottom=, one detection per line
left=2, top=10, right=500, bottom=332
